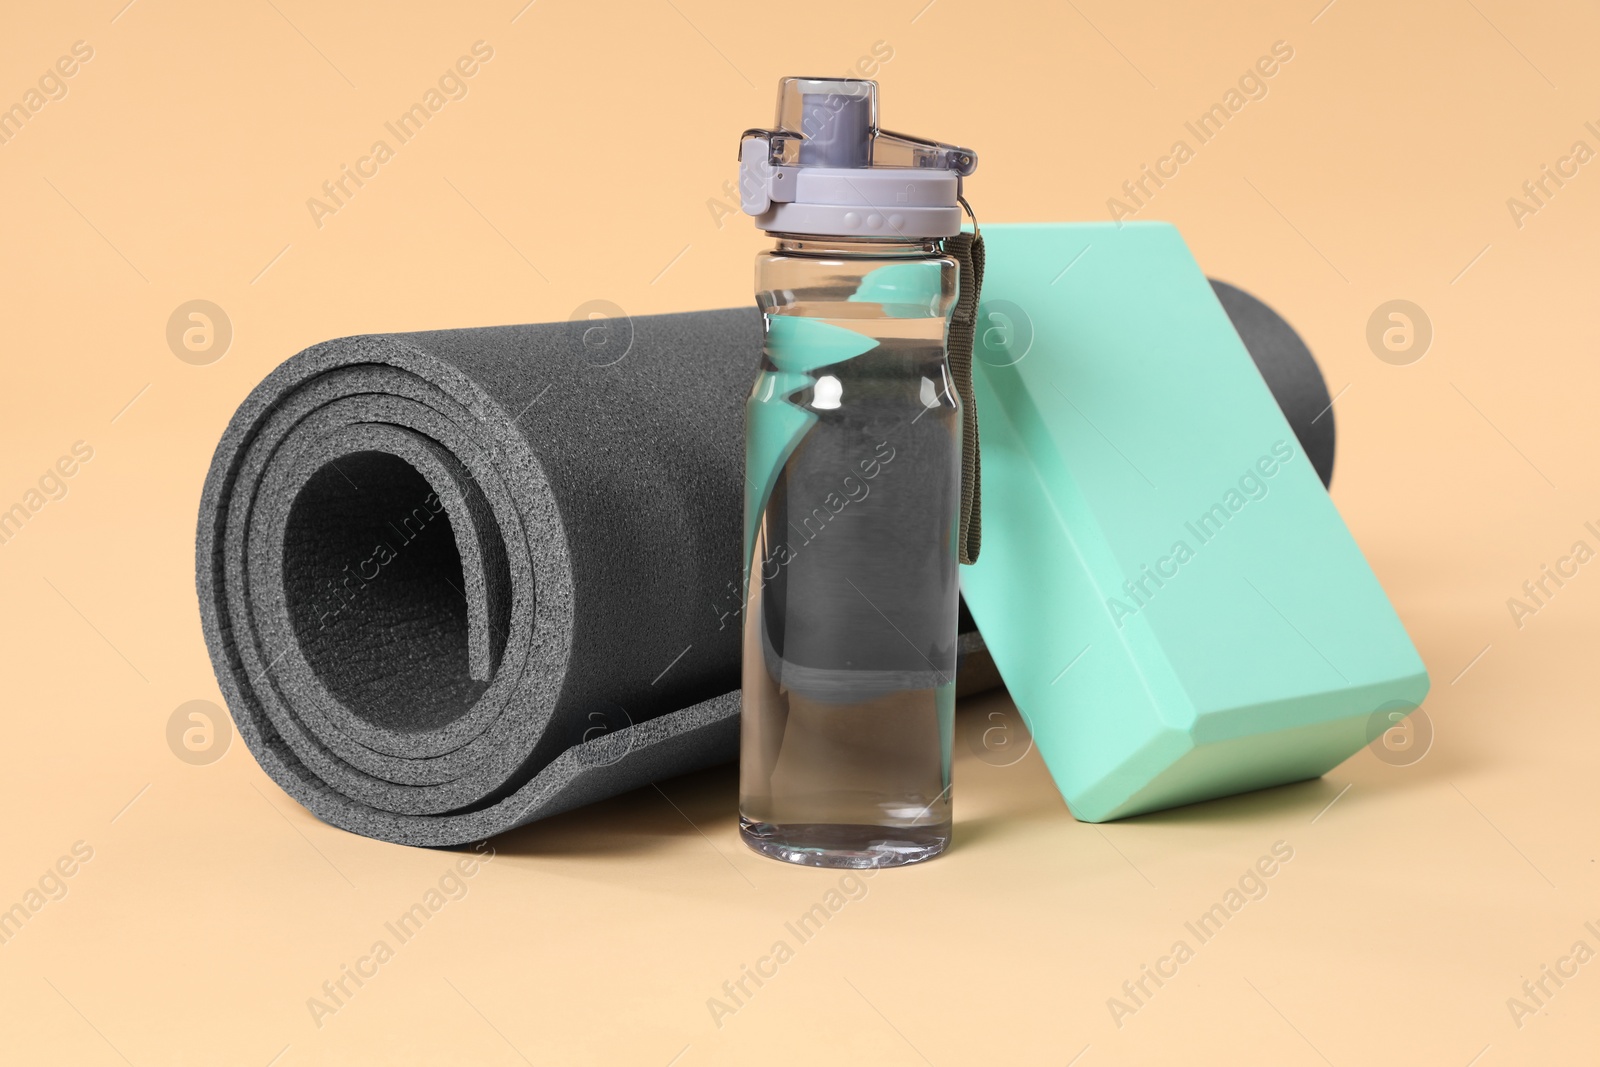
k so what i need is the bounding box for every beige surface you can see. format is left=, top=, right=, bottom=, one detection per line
left=1, top=0, right=1597, bottom=1063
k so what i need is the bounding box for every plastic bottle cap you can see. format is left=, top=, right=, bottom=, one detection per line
left=739, top=77, right=977, bottom=240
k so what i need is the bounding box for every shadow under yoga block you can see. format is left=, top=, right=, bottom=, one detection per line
left=960, top=221, right=1430, bottom=823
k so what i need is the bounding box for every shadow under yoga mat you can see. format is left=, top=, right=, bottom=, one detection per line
left=196, top=311, right=757, bottom=847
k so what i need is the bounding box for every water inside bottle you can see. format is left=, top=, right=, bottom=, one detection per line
left=739, top=335, right=960, bottom=868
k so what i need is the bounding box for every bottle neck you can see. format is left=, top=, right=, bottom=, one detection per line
left=770, top=235, right=942, bottom=258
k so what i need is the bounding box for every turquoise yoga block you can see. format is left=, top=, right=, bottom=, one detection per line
left=961, top=221, right=1429, bottom=822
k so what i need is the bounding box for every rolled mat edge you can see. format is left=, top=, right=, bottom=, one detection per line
left=197, top=313, right=754, bottom=847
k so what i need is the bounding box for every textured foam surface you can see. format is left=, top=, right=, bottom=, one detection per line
left=197, top=312, right=757, bottom=846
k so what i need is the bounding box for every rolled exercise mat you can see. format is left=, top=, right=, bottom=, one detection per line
left=198, top=279, right=1344, bottom=842
left=196, top=312, right=758, bottom=847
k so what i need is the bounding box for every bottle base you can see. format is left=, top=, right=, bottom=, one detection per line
left=739, top=818, right=949, bottom=869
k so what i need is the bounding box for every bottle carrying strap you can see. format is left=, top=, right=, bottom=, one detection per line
left=945, top=203, right=984, bottom=566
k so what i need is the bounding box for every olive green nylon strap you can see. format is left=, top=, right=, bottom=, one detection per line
left=945, top=229, right=985, bottom=565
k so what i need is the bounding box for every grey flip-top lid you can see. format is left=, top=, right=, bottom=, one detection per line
left=739, top=78, right=977, bottom=240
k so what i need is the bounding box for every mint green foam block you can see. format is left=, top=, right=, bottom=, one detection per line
left=961, top=222, right=1429, bottom=822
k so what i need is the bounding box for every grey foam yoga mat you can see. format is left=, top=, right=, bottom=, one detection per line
left=197, top=311, right=757, bottom=847
left=198, top=285, right=1332, bottom=845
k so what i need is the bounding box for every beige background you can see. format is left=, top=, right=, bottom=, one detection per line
left=1, top=0, right=1596, bottom=1063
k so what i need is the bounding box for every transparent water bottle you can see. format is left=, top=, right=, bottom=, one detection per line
left=736, top=78, right=978, bottom=868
